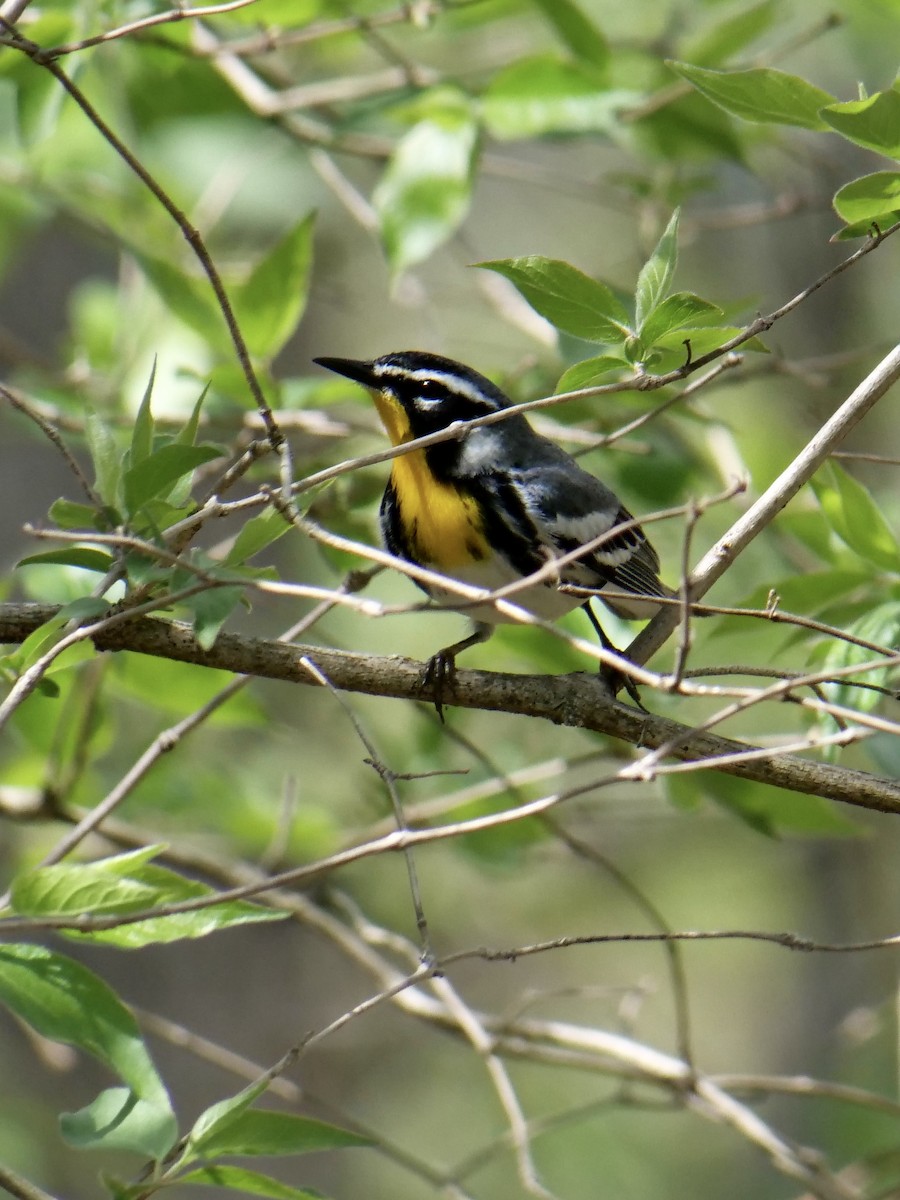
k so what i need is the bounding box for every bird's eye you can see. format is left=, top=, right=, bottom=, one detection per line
left=414, top=378, right=445, bottom=408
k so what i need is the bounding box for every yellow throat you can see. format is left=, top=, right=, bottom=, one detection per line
left=372, top=389, right=489, bottom=569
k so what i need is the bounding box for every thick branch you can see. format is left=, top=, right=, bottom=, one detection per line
left=1, top=604, right=897, bottom=814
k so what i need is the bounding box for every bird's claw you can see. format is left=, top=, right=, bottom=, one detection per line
left=601, top=663, right=648, bottom=712
left=421, top=652, right=456, bottom=722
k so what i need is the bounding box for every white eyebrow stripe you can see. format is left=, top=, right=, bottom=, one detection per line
left=375, top=365, right=498, bottom=408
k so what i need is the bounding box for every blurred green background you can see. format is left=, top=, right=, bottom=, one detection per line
left=0, top=0, right=898, bottom=1197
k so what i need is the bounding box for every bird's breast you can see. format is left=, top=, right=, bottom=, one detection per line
left=389, top=452, right=490, bottom=569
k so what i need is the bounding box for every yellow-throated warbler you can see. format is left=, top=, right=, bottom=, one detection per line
left=315, top=351, right=673, bottom=710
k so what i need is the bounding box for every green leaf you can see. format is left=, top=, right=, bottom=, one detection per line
left=191, top=1110, right=370, bottom=1159
left=48, top=498, right=104, bottom=530
left=639, top=290, right=723, bottom=347
left=123, top=444, right=223, bottom=516
left=530, top=0, right=608, bottom=69
left=135, top=253, right=228, bottom=350
left=830, top=214, right=900, bottom=241
left=6, top=602, right=107, bottom=674
left=179, top=1165, right=328, bottom=1200
left=3, top=13, right=73, bottom=144
left=131, top=360, right=157, bottom=467
left=632, top=88, right=748, bottom=164
left=811, top=462, right=900, bottom=573
left=374, top=90, right=478, bottom=274
left=0, top=943, right=175, bottom=1149
left=11, top=847, right=164, bottom=920
left=476, top=257, right=631, bottom=342
left=634, top=209, right=680, bottom=329
left=482, top=55, right=638, bottom=140
left=557, top=355, right=629, bottom=392
left=187, top=1076, right=276, bottom=1154
left=86, top=408, right=122, bottom=506
left=678, top=0, right=778, bottom=67
left=821, top=601, right=900, bottom=714
left=667, top=62, right=835, bottom=130
left=821, top=91, right=900, bottom=158
left=18, top=547, right=115, bottom=573
left=61, top=1087, right=178, bottom=1158
left=833, top=171, right=900, bottom=226
left=224, top=508, right=290, bottom=567
left=666, top=773, right=859, bottom=836
left=185, top=584, right=245, bottom=650
left=233, top=214, right=316, bottom=361
left=14, top=851, right=287, bottom=948
left=646, top=324, right=767, bottom=372
left=177, top=386, right=210, bottom=448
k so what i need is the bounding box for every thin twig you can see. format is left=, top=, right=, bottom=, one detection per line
left=299, top=656, right=434, bottom=960
left=628, top=342, right=900, bottom=668
left=0, top=21, right=281, bottom=447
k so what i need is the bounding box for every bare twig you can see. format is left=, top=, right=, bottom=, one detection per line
left=299, top=656, right=434, bottom=959
left=0, top=21, right=281, bottom=447
left=628, top=342, right=900, bottom=668
left=40, top=0, right=262, bottom=57
left=0, top=1165, right=60, bottom=1200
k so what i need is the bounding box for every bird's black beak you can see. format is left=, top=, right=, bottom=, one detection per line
left=313, top=356, right=379, bottom=389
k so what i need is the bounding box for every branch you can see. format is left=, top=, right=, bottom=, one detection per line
left=628, top=342, right=900, bottom=667
left=1, top=604, right=897, bottom=814
left=0, top=1165, right=60, bottom=1200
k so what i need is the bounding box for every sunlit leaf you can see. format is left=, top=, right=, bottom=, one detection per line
left=811, top=461, right=900, bottom=573
left=134, top=253, right=228, bottom=350
left=224, top=508, right=290, bottom=567
left=0, top=943, right=175, bottom=1155
left=639, top=290, right=723, bottom=347
left=678, top=0, right=777, bottom=67
left=179, top=1165, right=328, bottom=1199
left=18, top=547, right=115, bottom=573
left=634, top=209, right=680, bottom=329
left=821, top=601, right=900, bottom=713
left=85, top=408, right=121, bottom=507
left=48, top=498, right=103, bottom=530
left=131, top=360, right=157, bottom=466
left=375, top=90, right=478, bottom=274
left=667, top=62, right=834, bottom=129
left=531, top=0, right=609, bottom=69
left=821, top=91, right=900, bottom=158
left=61, top=1087, right=177, bottom=1158
left=123, top=444, right=223, bottom=516
left=190, top=1110, right=370, bottom=1158
left=557, top=355, right=629, bottom=391
left=477, top=257, right=631, bottom=342
left=833, top=172, right=900, bottom=227
left=11, top=849, right=286, bottom=948
left=482, top=55, right=637, bottom=139
left=233, top=214, right=316, bottom=361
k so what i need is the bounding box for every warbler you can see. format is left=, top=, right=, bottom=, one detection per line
left=314, top=350, right=673, bottom=711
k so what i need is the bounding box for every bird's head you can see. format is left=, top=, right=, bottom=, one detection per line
left=314, top=351, right=509, bottom=446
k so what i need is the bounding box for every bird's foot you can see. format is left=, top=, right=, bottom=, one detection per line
left=600, top=662, right=648, bottom=712
left=421, top=651, right=457, bottom=723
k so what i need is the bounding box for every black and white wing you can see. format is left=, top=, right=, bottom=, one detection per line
left=501, top=457, right=672, bottom=619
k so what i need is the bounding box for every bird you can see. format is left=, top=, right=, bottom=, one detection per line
left=314, top=350, right=674, bottom=715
